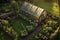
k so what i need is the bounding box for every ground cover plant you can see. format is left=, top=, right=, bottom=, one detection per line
left=0, top=0, right=60, bottom=40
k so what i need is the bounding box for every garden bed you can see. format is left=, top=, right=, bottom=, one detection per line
left=30, top=19, right=59, bottom=40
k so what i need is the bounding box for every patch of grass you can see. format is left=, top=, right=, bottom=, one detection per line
left=32, top=0, right=60, bottom=18
left=10, top=18, right=35, bottom=36
left=32, top=0, right=53, bottom=13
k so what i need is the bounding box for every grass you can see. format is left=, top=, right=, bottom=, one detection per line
left=10, top=18, right=35, bottom=36
left=0, top=0, right=60, bottom=40
left=32, top=0, right=60, bottom=18
left=32, top=0, right=53, bottom=13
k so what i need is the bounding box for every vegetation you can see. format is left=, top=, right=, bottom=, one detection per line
left=0, top=0, right=60, bottom=40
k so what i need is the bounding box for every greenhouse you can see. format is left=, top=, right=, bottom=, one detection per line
left=0, top=0, right=60, bottom=40
left=21, top=2, right=47, bottom=26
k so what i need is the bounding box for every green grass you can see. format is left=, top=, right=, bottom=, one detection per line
left=32, top=0, right=53, bottom=13
left=0, top=0, right=60, bottom=40
left=32, top=0, right=60, bottom=18
left=10, top=18, right=35, bottom=36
